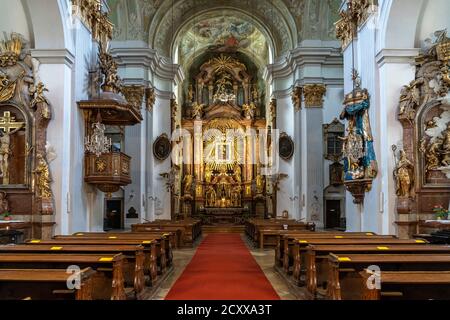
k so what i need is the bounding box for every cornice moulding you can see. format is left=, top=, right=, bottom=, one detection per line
left=111, top=47, right=185, bottom=84
left=376, top=48, right=421, bottom=67
left=31, top=49, right=75, bottom=68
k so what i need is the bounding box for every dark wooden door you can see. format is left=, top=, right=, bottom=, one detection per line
left=325, top=200, right=341, bottom=229
left=104, top=199, right=123, bottom=231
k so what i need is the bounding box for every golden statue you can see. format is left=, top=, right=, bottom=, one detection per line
left=234, top=165, right=242, bottom=183
left=441, top=123, right=450, bottom=166
left=242, top=103, right=256, bottom=119
left=192, top=102, right=204, bottom=120
left=183, top=174, right=193, bottom=195
left=205, top=186, right=216, bottom=207
left=394, top=150, right=414, bottom=197
left=256, top=174, right=265, bottom=194
left=34, top=154, right=53, bottom=199
left=205, top=166, right=213, bottom=184
left=426, top=139, right=442, bottom=171
left=231, top=185, right=242, bottom=207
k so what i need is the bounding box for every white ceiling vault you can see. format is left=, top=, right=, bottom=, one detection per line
left=108, top=0, right=340, bottom=62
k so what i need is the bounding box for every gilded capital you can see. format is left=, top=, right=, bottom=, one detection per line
left=122, top=85, right=145, bottom=110
left=303, top=84, right=326, bottom=108
left=335, top=0, right=378, bottom=49
left=291, top=86, right=302, bottom=112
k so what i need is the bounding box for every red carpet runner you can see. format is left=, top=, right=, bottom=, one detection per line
left=165, top=234, right=280, bottom=300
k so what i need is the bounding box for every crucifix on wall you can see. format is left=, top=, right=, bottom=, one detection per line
left=0, top=111, right=25, bottom=185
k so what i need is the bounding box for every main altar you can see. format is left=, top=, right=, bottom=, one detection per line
left=172, top=53, right=274, bottom=224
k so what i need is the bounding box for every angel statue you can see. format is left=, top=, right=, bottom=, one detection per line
left=192, top=102, right=204, bottom=120
left=243, top=102, right=256, bottom=119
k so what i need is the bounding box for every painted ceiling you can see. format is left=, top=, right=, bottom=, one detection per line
left=177, top=12, right=269, bottom=69
left=107, top=0, right=341, bottom=60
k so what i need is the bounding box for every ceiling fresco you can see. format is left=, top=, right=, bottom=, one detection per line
left=107, top=0, right=341, bottom=60
left=177, top=13, right=269, bottom=69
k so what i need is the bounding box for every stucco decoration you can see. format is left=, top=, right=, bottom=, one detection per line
left=107, top=0, right=341, bottom=59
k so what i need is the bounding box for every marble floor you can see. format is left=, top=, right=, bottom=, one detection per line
left=151, top=234, right=298, bottom=300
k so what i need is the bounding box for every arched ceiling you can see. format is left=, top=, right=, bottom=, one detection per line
left=108, top=0, right=341, bottom=60
left=175, top=10, right=270, bottom=70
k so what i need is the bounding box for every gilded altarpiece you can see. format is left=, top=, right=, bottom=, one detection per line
left=0, top=33, right=54, bottom=238
left=178, top=54, right=269, bottom=224
left=396, top=30, right=450, bottom=238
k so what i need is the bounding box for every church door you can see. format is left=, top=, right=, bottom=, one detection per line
left=325, top=200, right=341, bottom=229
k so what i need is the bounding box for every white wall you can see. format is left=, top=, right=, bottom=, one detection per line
left=0, top=0, right=31, bottom=42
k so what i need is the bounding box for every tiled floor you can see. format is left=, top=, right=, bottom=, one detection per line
left=151, top=234, right=298, bottom=300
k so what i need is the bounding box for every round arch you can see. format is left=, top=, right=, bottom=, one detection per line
left=148, top=0, right=296, bottom=59
left=171, top=8, right=277, bottom=69
left=378, top=0, right=426, bottom=50
left=22, top=0, right=71, bottom=51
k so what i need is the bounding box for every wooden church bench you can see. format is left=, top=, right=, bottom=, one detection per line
left=280, top=233, right=397, bottom=274
left=26, top=239, right=160, bottom=279
left=0, top=253, right=127, bottom=300
left=304, top=244, right=450, bottom=296
left=359, top=270, right=450, bottom=300
left=0, top=268, right=96, bottom=300
left=276, top=231, right=381, bottom=269
left=0, top=243, right=151, bottom=296
left=291, top=238, right=428, bottom=285
left=327, top=253, right=450, bottom=300
left=54, top=233, right=172, bottom=272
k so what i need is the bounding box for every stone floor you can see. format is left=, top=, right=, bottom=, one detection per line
left=151, top=234, right=299, bottom=300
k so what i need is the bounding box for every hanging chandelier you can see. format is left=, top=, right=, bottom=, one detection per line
left=85, top=115, right=111, bottom=157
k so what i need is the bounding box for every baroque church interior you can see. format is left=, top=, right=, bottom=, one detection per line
left=0, top=0, right=449, bottom=303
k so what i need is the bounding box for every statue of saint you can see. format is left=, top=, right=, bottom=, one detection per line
left=440, top=123, right=450, bottom=166
left=183, top=174, right=193, bottom=195
left=205, top=186, right=216, bottom=207
left=231, top=185, right=242, bottom=207
left=394, top=150, right=414, bottom=197
left=192, top=102, right=204, bottom=120
left=256, top=174, right=265, bottom=194
left=426, top=139, right=442, bottom=171
left=33, top=154, right=52, bottom=198
left=204, top=166, right=212, bottom=184
left=187, top=84, right=194, bottom=103
left=340, top=122, right=365, bottom=180
left=242, top=103, right=256, bottom=119
left=398, top=81, right=421, bottom=118
left=234, top=165, right=242, bottom=184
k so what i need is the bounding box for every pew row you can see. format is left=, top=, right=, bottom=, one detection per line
left=0, top=253, right=127, bottom=300
left=304, top=243, right=450, bottom=297
left=327, top=254, right=450, bottom=300
left=359, top=270, right=450, bottom=300
left=0, top=268, right=96, bottom=300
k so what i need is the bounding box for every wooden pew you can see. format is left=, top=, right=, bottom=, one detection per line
left=327, top=253, right=450, bottom=300
left=247, top=219, right=314, bottom=246
left=276, top=231, right=382, bottom=268
left=132, top=219, right=202, bottom=247
left=54, top=233, right=172, bottom=271
left=0, top=244, right=149, bottom=297
left=72, top=231, right=177, bottom=249
left=0, top=253, right=127, bottom=300
left=279, top=233, right=396, bottom=274
left=291, top=238, right=428, bottom=285
left=359, top=270, right=450, bottom=300
left=305, top=244, right=450, bottom=296
left=0, top=268, right=96, bottom=300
